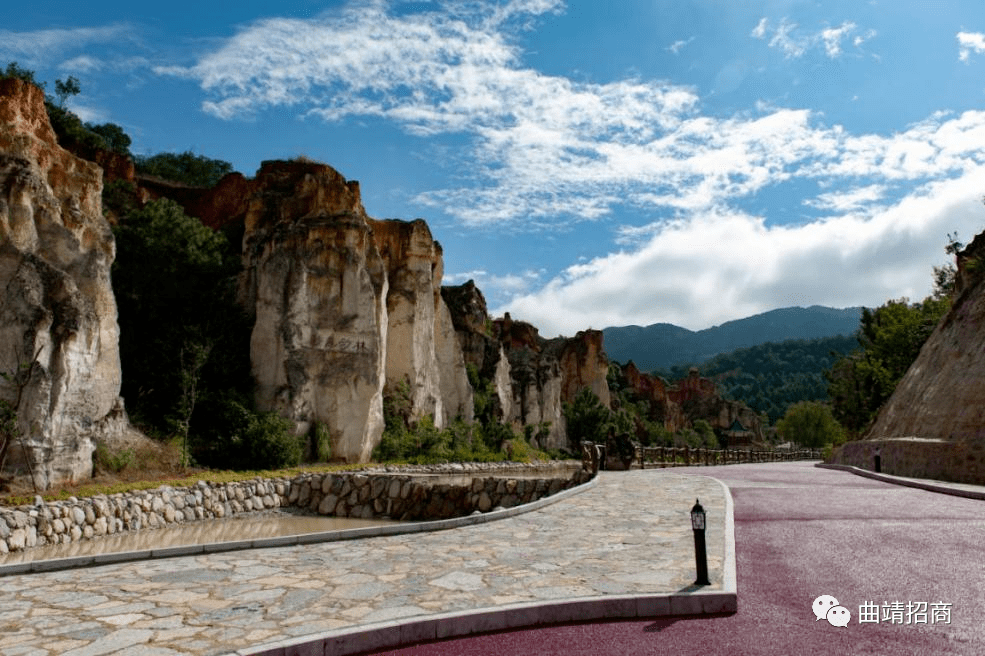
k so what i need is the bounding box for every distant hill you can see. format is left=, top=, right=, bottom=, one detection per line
left=603, top=306, right=863, bottom=372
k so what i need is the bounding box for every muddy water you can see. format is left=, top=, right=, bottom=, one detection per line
left=1, top=511, right=402, bottom=564
left=412, top=469, right=579, bottom=486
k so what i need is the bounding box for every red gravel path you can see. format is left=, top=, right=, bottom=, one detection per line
left=371, top=462, right=985, bottom=655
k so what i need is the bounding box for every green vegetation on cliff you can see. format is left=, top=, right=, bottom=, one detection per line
left=134, top=151, right=234, bottom=187
left=374, top=374, right=556, bottom=465
left=112, top=198, right=302, bottom=469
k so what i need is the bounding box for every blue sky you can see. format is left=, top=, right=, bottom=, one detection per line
left=6, top=1, right=985, bottom=336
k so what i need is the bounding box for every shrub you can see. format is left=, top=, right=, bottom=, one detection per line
left=191, top=395, right=302, bottom=470
left=776, top=401, right=847, bottom=448
left=93, top=444, right=133, bottom=474
left=310, top=422, right=332, bottom=462
left=245, top=411, right=303, bottom=470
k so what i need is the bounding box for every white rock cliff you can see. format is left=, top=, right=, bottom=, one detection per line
left=0, top=78, right=125, bottom=488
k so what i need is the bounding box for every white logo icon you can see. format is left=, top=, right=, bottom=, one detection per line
left=813, top=595, right=851, bottom=627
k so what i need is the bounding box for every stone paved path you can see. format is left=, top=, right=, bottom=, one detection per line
left=0, top=470, right=726, bottom=656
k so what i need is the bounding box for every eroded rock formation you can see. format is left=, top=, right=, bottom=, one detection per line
left=439, top=292, right=613, bottom=452
left=233, top=162, right=474, bottom=461
left=369, top=219, right=472, bottom=427
left=238, top=161, right=388, bottom=463
left=833, top=231, right=985, bottom=483
left=618, top=363, right=763, bottom=441
left=0, top=78, right=125, bottom=488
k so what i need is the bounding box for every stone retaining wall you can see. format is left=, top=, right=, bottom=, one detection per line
left=831, top=438, right=985, bottom=485
left=0, top=463, right=589, bottom=554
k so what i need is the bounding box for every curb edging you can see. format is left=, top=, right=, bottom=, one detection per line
left=816, top=463, right=985, bottom=500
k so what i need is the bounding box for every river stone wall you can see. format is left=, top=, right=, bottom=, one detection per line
left=0, top=464, right=589, bottom=554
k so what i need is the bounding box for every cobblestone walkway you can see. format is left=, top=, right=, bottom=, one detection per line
left=0, top=470, right=727, bottom=656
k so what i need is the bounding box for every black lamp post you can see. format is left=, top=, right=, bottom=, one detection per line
left=690, top=499, right=710, bottom=586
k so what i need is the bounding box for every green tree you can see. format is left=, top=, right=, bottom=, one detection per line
left=88, top=122, right=132, bottom=155
left=932, top=232, right=964, bottom=300
left=776, top=401, right=846, bottom=448
left=53, top=76, right=80, bottom=107
left=692, top=419, right=719, bottom=449
left=135, top=151, right=234, bottom=187
left=826, top=296, right=949, bottom=436
left=0, top=62, right=43, bottom=88
left=192, top=396, right=302, bottom=470
left=563, top=387, right=612, bottom=447
left=112, top=199, right=252, bottom=449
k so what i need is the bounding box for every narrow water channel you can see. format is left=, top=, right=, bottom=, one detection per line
left=0, top=510, right=402, bottom=565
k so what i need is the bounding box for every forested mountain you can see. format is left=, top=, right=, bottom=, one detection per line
left=654, top=334, right=859, bottom=424
left=603, top=306, right=862, bottom=372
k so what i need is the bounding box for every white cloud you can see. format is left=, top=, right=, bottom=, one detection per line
left=769, top=19, right=807, bottom=58
left=446, top=268, right=542, bottom=295
left=752, top=18, right=872, bottom=60
left=59, top=55, right=103, bottom=73
left=751, top=18, right=768, bottom=40
left=58, top=54, right=149, bottom=74
left=66, top=102, right=109, bottom=123
left=156, top=2, right=929, bottom=230
left=821, top=22, right=856, bottom=58
left=804, top=184, right=886, bottom=212
left=160, top=0, right=708, bottom=225
left=957, top=31, right=985, bottom=62
left=501, top=170, right=985, bottom=336
left=667, top=37, right=694, bottom=55
left=0, top=25, right=129, bottom=64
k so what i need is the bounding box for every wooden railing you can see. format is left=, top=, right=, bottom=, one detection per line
left=580, top=441, right=821, bottom=472
left=634, top=445, right=821, bottom=468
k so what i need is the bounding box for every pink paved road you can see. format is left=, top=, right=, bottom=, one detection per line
left=372, top=462, right=984, bottom=655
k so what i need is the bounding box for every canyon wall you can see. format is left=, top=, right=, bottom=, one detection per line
left=0, top=77, right=611, bottom=477
left=440, top=289, right=612, bottom=452
left=368, top=219, right=472, bottom=427
left=0, top=78, right=125, bottom=488
left=130, top=158, right=599, bottom=461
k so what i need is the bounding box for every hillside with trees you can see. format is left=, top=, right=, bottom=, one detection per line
left=656, top=334, right=858, bottom=424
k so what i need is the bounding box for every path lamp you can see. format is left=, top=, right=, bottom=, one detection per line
left=690, top=499, right=711, bottom=586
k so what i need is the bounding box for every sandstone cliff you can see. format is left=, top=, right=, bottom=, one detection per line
left=833, top=231, right=985, bottom=483
left=441, top=281, right=514, bottom=423
left=439, top=288, right=613, bottom=452
left=369, top=219, right=472, bottom=427
left=0, top=78, right=126, bottom=488
left=618, top=363, right=763, bottom=442
left=496, top=314, right=567, bottom=449
left=236, top=161, right=388, bottom=463
left=217, top=161, right=474, bottom=462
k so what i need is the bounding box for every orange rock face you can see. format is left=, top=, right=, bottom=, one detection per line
left=551, top=330, right=611, bottom=407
